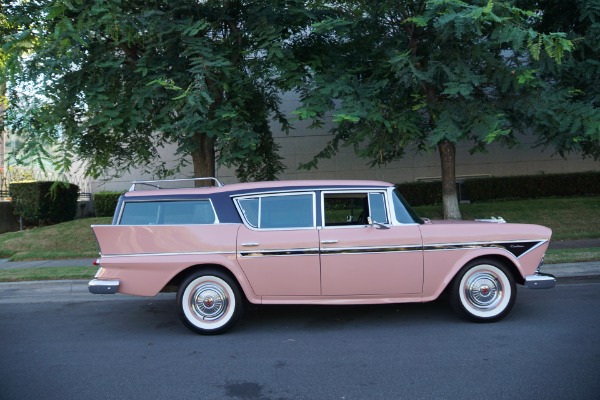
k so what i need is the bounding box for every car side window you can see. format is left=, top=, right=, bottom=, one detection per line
left=323, top=192, right=388, bottom=227
left=368, top=192, right=388, bottom=224
left=237, top=198, right=259, bottom=227
left=392, top=189, right=422, bottom=224
left=119, top=200, right=217, bottom=225
left=236, top=193, right=315, bottom=229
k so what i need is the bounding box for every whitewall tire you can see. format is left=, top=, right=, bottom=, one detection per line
left=177, top=270, right=244, bottom=335
left=450, top=260, right=516, bottom=322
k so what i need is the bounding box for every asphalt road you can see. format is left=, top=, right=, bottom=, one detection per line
left=1, top=283, right=599, bottom=400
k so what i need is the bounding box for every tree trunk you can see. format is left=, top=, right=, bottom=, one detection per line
left=438, top=140, right=462, bottom=220
left=191, top=133, right=216, bottom=186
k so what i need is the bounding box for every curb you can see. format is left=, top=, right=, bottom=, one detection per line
left=540, top=261, right=600, bottom=278
left=0, top=279, right=175, bottom=304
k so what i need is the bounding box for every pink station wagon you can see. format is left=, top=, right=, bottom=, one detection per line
left=89, top=178, right=555, bottom=334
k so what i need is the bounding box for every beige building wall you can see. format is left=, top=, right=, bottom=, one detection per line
left=216, top=132, right=598, bottom=185
left=216, top=95, right=599, bottom=184
left=91, top=94, right=599, bottom=191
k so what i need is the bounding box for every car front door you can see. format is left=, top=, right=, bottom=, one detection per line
left=319, top=190, right=424, bottom=296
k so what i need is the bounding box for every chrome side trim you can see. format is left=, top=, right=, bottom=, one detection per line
left=98, top=241, right=546, bottom=259
left=240, top=244, right=422, bottom=257
left=424, top=240, right=547, bottom=258
left=100, top=251, right=236, bottom=258
left=239, top=248, right=320, bottom=257
left=89, top=279, right=120, bottom=294
left=321, top=245, right=423, bottom=255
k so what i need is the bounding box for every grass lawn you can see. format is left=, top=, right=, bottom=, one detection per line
left=0, top=267, right=96, bottom=282
left=413, top=196, right=600, bottom=240
left=0, top=217, right=112, bottom=260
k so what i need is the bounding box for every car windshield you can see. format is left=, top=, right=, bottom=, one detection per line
left=392, top=189, right=423, bottom=224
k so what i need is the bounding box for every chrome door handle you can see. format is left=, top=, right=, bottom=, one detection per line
left=320, top=240, right=338, bottom=244
left=241, top=242, right=259, bottom=247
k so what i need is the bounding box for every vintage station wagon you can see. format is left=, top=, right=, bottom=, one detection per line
left=89, top=178, right=555, bottom=334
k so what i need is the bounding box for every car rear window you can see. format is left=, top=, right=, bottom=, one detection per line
left=119, top=200, right=217, bottom=225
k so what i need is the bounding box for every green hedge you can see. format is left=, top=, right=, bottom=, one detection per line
left=397, top=171, right=600, bottom=206
left=93, top=191, right=124, bottom=217
left=464, top=171, right=600, bottom=202
left=396, top=181, right=442, bottom=206
left=9, top=181, right=80, bottom=225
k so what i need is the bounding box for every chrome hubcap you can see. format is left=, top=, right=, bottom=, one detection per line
left=190, top=283, right=229, bottom=321
left=464, top=272, right=503, bottom=309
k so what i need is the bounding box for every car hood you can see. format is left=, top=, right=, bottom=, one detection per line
left=419, top=219, right=552, bottom=244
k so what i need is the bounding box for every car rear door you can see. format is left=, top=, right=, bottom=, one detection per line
left=235, top=192, right=321, bottom=296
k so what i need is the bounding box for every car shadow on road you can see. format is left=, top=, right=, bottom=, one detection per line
left=85, top=289, right=556, bottom=336
left=82, top=295, right=460, bottom=336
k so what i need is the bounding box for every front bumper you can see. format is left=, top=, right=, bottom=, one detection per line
left=525, top=272, right=556, bottom=289
left=89, top=279, right=120, bottom=294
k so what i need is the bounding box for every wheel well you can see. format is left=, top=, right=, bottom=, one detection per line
left=464, top=254, right=525, bottom=285
left=440, top=254, right=524, bottom=299
left=162, top=264, right=245, bottom=296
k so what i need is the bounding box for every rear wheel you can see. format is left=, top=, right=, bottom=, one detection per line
left=450, top=259, right=516, bottom=322
left=177, top=269, right=243, bottom=335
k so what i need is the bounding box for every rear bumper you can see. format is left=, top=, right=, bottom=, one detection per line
left=525, top=272, right=556, bottom=289
left=89, top=279, right=120, bottom=294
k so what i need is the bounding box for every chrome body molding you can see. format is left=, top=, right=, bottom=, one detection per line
left=97, top=240, right=546, bottom=260
left=239, top=240, right=546, bottom=258
left=424, top=240, right=547, bottom=258
left=525, top=272, right=556, bottom=289
left=100, top=250, right=236, bottom=258
left=320, top=245, right=423, bottom=255
left=239, top=248, right=320, bottom=257
left=89, top=279, right=120, bottom=294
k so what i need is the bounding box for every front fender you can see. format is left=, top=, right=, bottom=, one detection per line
left=422, top=247, right=521, bottom=301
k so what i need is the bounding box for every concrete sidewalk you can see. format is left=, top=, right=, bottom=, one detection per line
left=541, top=261, right=600, bottom=278
left=0, top=258, right=96, bottom=269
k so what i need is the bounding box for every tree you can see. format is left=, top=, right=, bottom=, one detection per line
left=291, top=0, right=584, bottom=219
left=1, top=0, right=318, bottom=183
left=512, top=0, right=600, bottom=160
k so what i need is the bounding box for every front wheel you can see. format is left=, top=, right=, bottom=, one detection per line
left=450, top=260, right=516, bottom=322
left=177, top=269, right=244, bottom=335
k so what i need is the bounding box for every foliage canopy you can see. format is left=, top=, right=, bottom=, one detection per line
left=285, top=0, right=597, bottom=218
left=1, top=0, right=322, bottom=181
left=2, top=1, right=598, bottom=218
